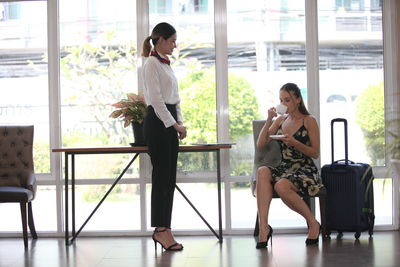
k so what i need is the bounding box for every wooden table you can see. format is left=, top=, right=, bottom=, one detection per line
left=52, top=144, right=232, bottom=245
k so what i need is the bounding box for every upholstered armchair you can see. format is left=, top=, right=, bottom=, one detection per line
left=250, top=120, right=327, bottom=237
left=0, top=125, right=38, bottom=248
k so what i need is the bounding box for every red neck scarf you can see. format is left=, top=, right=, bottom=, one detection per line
left=150, top=50, right=170, bottom=65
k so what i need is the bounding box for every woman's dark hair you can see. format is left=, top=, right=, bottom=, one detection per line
left=280, top=83, right=310, bottom=115
left=141, top=22, right=176, bottom=57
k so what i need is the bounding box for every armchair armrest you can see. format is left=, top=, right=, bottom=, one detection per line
left=26, top=171, right=37, bottom=199
left=251, top=140, right=281, bottom=197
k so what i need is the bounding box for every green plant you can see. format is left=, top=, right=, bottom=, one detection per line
left=109, top=93, right=146, bottom=127
left=355, top=82, right=385, bottom=165
left=177, top=62, right=260, bottom=173
left=356, top=83, right=400, bottom=165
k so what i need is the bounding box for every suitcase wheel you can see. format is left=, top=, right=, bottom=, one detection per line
left=355, top=232, right=361, bottom=239
left=326, top=231, right=331, bottom=239
left=368, top=229, right=373, bottom=236
left=337, top=232, right=343, bottom=239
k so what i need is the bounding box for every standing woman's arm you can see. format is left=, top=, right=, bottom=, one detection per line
left=143, top=59, right=177, bottom=128
left=175, top=104, right=183, bottom=125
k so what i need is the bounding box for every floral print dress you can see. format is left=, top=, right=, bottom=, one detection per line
left=270, top=119, right=323, bottom=197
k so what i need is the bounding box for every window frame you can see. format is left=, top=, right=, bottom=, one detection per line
left=1, top=0, right=397, bottom=236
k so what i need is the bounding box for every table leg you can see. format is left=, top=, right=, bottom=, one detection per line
left=71, top=154, right=75, bottom=236
left=217, top=150, right=223, bottom=243
left=64, top=153, right=69, bottom=245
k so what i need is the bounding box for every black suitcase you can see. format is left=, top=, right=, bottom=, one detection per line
left=321, top=118, right=375, bottom=239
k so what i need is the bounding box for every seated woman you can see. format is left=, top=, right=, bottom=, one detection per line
left=255, top=82, right=324, bottom=249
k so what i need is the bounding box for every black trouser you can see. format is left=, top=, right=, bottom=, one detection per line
left=143, top=105, right=178, bottom=228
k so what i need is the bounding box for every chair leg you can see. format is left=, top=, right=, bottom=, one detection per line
left=28, top=202, right=38, bottom=239
left=19, top=202, right=28, bottom=248
left=319, top=196, right=327, bottom=238
left=254, top=213, right=259, bottom=237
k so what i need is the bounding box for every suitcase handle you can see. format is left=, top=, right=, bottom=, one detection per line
left=331, top=118, right=349, bottom=165
left=333, top=159, right=355, bottom=165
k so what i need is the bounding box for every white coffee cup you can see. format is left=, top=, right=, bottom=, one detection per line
left=276, top=104, right=288, bottom=115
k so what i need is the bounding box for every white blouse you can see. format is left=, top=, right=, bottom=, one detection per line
left=142, top=55, right=183, bottom=128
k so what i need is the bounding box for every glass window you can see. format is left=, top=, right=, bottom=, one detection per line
left=0, top=1, right=50, bottom=174
left=65, top=154, right=140, bottom=180
left=72, top=184, right=141, bottom=230
left=230, top=182, right=257, bottom=229
left=227, top=0, right=307, bottom=178
left=318, top=1, right=390, bottom=226
left=147, top=0, right=219, bottom=233
left=59, top=0, right=139, bottom=177
left=149, top=0, right=217, bottom=172
left=318, top=1, right=384, bottom=167
left=373, top=179, right=392, bottom=225
left=227, top=0, right=307, bottom=228
left=0, top=186, right=57, bottom=232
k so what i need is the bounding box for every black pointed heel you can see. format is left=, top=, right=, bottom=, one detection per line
left=152, top=228, right=183, bottom=252
left=305, top=222, right=321, bottom=245
left=256, top=225, right=273, bottom=249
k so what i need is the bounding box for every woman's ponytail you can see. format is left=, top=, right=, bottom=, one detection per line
left=141, top=36, right=152, bottom=57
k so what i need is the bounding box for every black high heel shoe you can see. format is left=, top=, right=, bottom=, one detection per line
left=152, top=228, right=183, bottom=252
left=256, top=225, right=273, bottom=249
left=305, top=222, right=321, bottom=245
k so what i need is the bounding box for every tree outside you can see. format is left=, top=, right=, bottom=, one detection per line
left=178, top=61, right=260, bottom=172
left=355, top=82, right=385, bottom=165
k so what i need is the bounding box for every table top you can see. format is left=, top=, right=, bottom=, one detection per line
left=52, top=144, right=233, bottom=154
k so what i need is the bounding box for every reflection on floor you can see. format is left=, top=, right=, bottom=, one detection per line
left=0, top=231, right=399, bottom=267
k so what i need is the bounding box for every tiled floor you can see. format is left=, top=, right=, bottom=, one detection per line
left=0, top=231, right=399, bottom=267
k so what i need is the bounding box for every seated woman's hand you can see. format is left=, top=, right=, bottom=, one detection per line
left=267, top=107, right=278, bottom=120
left=281, top=134, right=298, bottom=147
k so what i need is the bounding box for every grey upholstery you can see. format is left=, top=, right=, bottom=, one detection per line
left=0, top=125, right=38, bottom=247
left=251, top=120, right=327, bottom=237
left=250, top=120, right=281, bottom=197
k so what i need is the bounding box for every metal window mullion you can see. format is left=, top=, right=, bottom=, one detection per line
left=305, top=0, right=320, bottom=215
left=137, top=0, right=149, bottom=234
left=47, top=0, right=62, bottom=236
left=383, top=0, right=400, bottom=230
left=305, top=0, right=320, bottom=142
left=214, top=0, right=230, bottom=232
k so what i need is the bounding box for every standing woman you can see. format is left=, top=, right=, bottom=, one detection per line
left=142, top=22, right=187, bottom=252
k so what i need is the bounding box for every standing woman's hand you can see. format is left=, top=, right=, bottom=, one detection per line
left=174, top=123, right=187, bottom=140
